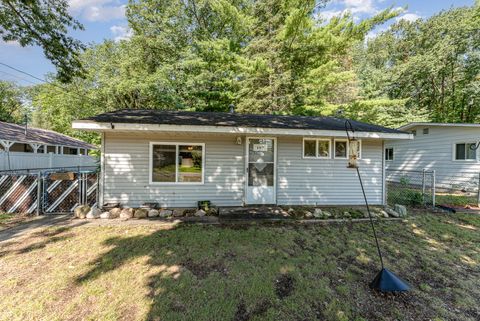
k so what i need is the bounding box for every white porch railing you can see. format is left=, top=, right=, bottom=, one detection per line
left=0, top=152, right=98, bottom=171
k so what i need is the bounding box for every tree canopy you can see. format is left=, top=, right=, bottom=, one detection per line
left=0, top=0, right=85, bottom=82
left=354, top=4, right=480, bottom=123
left=0, top=80, right=25, bottom=123
left=1, top=1, right=478, bottom=143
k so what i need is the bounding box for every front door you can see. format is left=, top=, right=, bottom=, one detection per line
left=246, top=137, right=276, bottom=204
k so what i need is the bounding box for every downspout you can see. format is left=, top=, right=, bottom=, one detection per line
left=382, top=140, right=386, bottom=207
left=100, top=132, right=105, bottom=208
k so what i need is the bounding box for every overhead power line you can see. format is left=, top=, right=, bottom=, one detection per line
left=0, top=61, right=96, bottom=104
left=0, top=69, right=39, bottom=86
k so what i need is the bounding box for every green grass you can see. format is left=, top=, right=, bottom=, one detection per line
left=0, top=213, right=14, bottom=223
left=435, top=193, right=478, bottom=207
left=0, top=212, right=479, bottom=320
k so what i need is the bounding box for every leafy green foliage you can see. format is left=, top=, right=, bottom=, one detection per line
left=0, top=0, right=85, bottom=82
left=0, top=81, right=25, bottom=123
left=356, top=4, right=480, bottom=123
left=26, top=0, right=401, bottom=143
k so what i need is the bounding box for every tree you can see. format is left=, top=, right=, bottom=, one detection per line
left=235, top=1, right=401, bottom=114
left=356, top=4, right=480, bottom=123
left=0, top=0, right=85, bottom=82
left=29, top=0, right=402, bottom=143
left=0, top=80, right=25, bottom=123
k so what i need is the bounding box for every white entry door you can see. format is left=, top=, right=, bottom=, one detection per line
left=245, top=137, right=276, bottom=204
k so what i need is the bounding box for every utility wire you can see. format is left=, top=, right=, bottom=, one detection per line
left=0, top=69, right=40, bottom=86
left=0, top=61, right=96, bottom=104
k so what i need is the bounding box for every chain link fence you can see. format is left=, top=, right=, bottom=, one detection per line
left=434, top=172, right=480, bottom=208
left=0, top=166, right=98, bottom=215
left=385, top=169, right=435, bottom=208
left=386, top=169, right=480, bottom=209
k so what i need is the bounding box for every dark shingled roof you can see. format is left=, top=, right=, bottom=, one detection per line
left=0, top=121, right=95, bottom=149
left=84, top=109, right=405, bottom=134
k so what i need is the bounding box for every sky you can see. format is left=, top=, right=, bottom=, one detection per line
left=0, top=0, right=475, bottom=86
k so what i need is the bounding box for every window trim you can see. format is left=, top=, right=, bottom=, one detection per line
left=385, top=147, right=394, bottom=161
left=302, top=138, right=331, bottom=159
left=317, top=139, right=332, bottom=159
left=302, top=138, right=317, bottom=159
left=149, top=142, right=206, bottom=185
left=334, top=139, right=349, bottom=159
left=452, top=142, right=478, bottom=162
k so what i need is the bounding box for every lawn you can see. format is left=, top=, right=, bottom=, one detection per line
left=0, top=212, right=479, bottom=321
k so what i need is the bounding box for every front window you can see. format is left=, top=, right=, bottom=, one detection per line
left=455, top=143, right=476, bottom=160
left=303, top=138, right=331, bottom=158
left=151, top=143, right=204, bottom=183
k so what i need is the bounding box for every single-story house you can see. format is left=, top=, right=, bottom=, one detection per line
left=72, top=109, right=411, bottom=208
left=0, top=121, right=97, bottom=171
left=385, top=122, right=480, bottom=190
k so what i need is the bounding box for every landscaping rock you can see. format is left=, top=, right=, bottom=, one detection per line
left=385, top=207, right=400, bottom=218
left=108, top=207, right=121, bottom=218
left=313, top=208, right=323, bottom=218
left=159, top=209, right=173, bottom=218
left=86, top=207, right=101, bottom=219
left=74, top=205, right=90, bottom=219
left=287, top=208, right=295, bottom=214
left=134, top=208, right=148, bottom=218
left=99, top=211, right=112, bottom=219
left=378, top=210, right=389, bottom=218
left=194, top=209, right=206, bottom=217
left=394, top=204, right=408, bottom=217
left=173, top=210, right=183, bottom=217
left=304, top=211, right=314, bottom=219
left=322, top=211, right=332, bottom=218
left=120, top=207, right=134, bottom=219
left=148, top=209, right=160, bottom=217
left=183, top=209, right=196, bottom=217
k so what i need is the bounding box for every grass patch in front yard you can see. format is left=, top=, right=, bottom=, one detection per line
left=0, top=212, right=479, bottom=320
left=0, top=213, right=14, bottom=223
left=435, top=193, right=478, bottom=207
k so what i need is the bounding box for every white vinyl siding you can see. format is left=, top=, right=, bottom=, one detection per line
left=386, top=126, right=480, bottom=189
left=103, top=132, right=244, bottom=208
left=277, top=137, right=383, bottom=206
left=103, top=132, right=384, bottom=207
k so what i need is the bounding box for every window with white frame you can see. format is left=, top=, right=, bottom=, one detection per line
left=150, top=143, right=204, bottom=183
left=385, top=148, right=394, bottom=161
left=455, top=143, right=476, bottom=160
left=303, top=138, right=331, bottom=158
left=303, top=139, right=316, bottom=157
left=334, top=139, right=348, bottom=159
left=333, top=139, right=363, bottom=159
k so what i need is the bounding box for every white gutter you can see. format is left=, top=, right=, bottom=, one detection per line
left=72, top=120, right=413, bottom=140
left=399, top=122, right=480, bottom=131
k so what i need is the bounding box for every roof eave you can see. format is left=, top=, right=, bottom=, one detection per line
left=398, top=122, right=480, bottom=131
left=73, top=120, right=413, bottom=140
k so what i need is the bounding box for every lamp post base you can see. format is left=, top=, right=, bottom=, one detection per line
left=369, top=268, right=410, bottom=292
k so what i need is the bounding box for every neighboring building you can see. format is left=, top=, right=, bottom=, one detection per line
left=0, top=121, right=97, bottom=171
left=385, top=122, right=480, bottom=190
left=72, top=109, right=410, bottom=208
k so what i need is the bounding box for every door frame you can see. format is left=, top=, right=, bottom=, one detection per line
left=244, top=136, right=277, bottom=205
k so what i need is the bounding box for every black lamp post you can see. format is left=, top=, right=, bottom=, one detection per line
left=345, top=120, right=410, bottom=292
